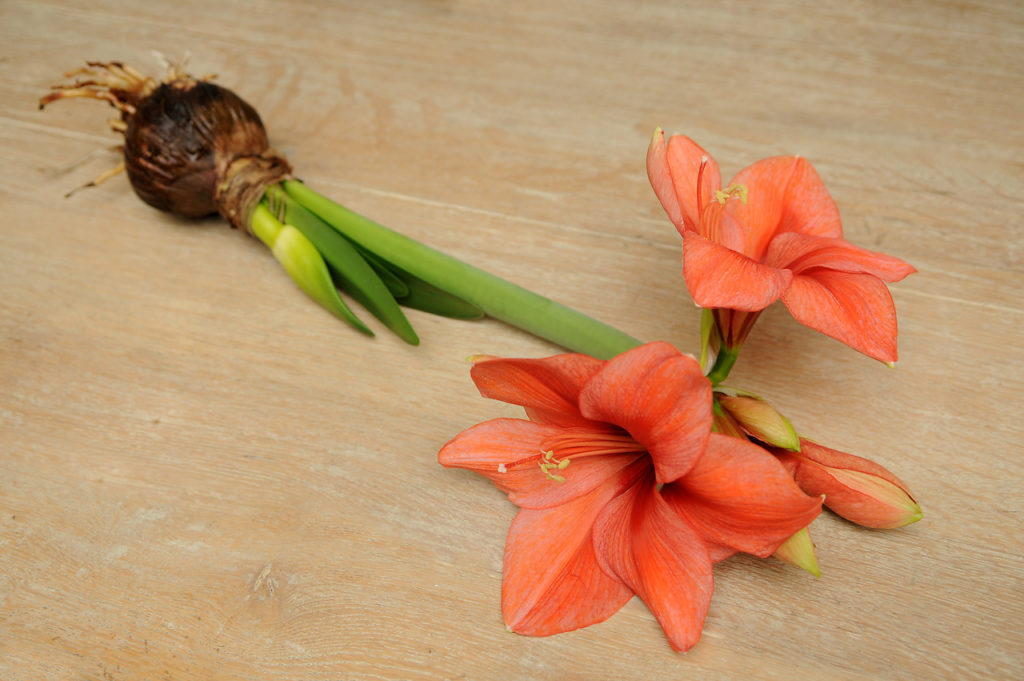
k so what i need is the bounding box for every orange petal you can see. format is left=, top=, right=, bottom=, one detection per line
left=666, top=133, right=721, bottom=233
left=579, top=342, right=711, bottom=484
left=726, top=156, right=843, bottom=260
left=593, top=473, right=714, bottom=652
left=501, top=462, right=643, bottom=636
left=782, top=270, right=900, bottom=363
left=438, top=418, right=553, bottom=470
left=703, top=543, right=738, bottom=563
left=664, top=434, right=822, bottom=558
left=470, top=353, right=605, bottom=428
left=682, top=231, right=793, bottom=311
left=646, top=128, right=686, bottom=233
left=697, top=199, right=748, bottom=253
left=786, top=440, right=922, bottom=529
left=437, top=418, right=639, bottom=510
left=765, top=232, right=916, bottom=282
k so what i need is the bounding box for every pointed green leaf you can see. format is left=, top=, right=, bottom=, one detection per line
left=340, top=227, right=483, bottom=319
left=391, top=271, right=485, bottom=319
left=346, top=248, right=484, bottom=319
left=282, top=179, right=643, bottom=359
left=348, top=245, right=409, bottom=298
left=267, top=185, right=419, bottom=346
left=278, top=184, right=482, bottom=319
left=250, top=204, right=373, bottom=336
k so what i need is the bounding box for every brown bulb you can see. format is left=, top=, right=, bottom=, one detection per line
left=41, top=63, right=291, bottom=233
left=124, top=79, right=270, bottom=218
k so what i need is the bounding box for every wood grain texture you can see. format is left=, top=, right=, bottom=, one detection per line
left=1, top=0, right=1022, bottom=679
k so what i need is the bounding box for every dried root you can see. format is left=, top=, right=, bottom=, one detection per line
left=39, top=61, right=158, bottom=122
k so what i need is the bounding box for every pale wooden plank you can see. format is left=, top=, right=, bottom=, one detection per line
left=1, top=1, right=1022, bottom=679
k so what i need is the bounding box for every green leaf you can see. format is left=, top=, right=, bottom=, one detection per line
left=346, top=243, right=484, bottom=319
left=280, top=182, right=482, bottom=320
left=250, top=204, right=373, bottom=336
left=266, top=185, right=419, bottom=346
left=390, top=270, right=485, bottom=319
left=349, top=246, right=410, bottom=298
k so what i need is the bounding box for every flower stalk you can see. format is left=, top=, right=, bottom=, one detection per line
left=282, top=179, right=644, bottom=360
left=706, top=345, right=740, bottom=385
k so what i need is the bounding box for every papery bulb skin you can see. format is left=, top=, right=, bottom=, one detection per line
left=124, top=78, right=291, bottom=231
left=124, top=79, right=268, bottom=218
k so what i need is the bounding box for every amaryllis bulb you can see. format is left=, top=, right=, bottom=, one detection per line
left=124, top=79, right=268, bottom=217
left=41, top=62, right=291, bottom=233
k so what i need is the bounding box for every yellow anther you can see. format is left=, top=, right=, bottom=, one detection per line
left=538, top=450, right=570, bottom=482
left=541, top=470, right=566, bottom=483
left=714, top=183, right=748, bottom=205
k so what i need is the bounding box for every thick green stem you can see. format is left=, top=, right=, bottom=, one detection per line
left=283, top=180, right=643, bottom=360
left=706, top=345, right=740, bottom=385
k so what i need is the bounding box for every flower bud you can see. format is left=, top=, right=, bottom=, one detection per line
left=772, top=526, right=820, bottom=577
left=777, top=440, right=922, bottom=529
left=716, top=391, right=800, bottom=451
left=711, top=400, right=747, bottom=439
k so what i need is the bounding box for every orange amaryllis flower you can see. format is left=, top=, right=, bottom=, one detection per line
left=647, top=129, right=916, bottom=364
left=439, top=342, right=821, bottom=651
left=776, top=439, right=922, bottom=529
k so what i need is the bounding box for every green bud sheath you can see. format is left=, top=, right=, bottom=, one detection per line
left=267, top=186, right=419, bottom=345
left=250, top=203, right=373, bottom=336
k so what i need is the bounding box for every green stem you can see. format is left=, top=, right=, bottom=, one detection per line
left=283, top=180, right=643, bottom=360
left=706, top=345, right=740, bottom=385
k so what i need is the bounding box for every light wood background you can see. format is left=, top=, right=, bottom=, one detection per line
left=2, top=1, right=1022, bottom=679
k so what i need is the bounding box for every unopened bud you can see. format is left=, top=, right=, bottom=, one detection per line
left=773, top=526, right=820, bottom=577
left=712, top=400, right=747, bottom=439
left=717, top=392, right=800, bottom=451
left=778, top=440, right=922, bottom=529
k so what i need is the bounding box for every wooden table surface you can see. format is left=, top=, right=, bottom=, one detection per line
left=2, top=1, right=1022, bottom=679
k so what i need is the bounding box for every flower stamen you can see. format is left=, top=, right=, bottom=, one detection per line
left=539, top=449, right=570, bottom=483
left=714, top=183, right=748, bottom=205
left=540, top=430, right=643, bottom=459
left=496, top=432, right=642, bottom=482
left=696, top=156, right=709, bottom=215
